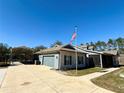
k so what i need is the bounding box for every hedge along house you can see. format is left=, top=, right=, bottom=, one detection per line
left=35, top=44, right=88, bottom=70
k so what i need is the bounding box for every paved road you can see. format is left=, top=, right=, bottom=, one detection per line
left=0, top=65, right=118, bottom=93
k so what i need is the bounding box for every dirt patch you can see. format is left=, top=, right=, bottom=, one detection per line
left=21, top=82, right=31, bottom=86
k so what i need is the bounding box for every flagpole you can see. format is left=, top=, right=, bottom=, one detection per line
left=75, top=26, right=78, bottom=75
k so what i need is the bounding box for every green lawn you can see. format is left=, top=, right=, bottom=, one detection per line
left=91, top=67, right=124, bottom=93
left=64, top=67, right=102, bottom=76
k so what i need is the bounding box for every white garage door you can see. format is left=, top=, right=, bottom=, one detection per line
left=43, top=56, right=55, bottom=67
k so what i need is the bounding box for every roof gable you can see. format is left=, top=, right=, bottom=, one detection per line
left=62, top=44, right=75, bottom=50
left=35, top=44, right=76, bottom=54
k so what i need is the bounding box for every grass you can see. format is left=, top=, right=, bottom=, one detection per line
left=64, top=67, right=102, bottom=76
left=91, top=67, right=124, bottom=93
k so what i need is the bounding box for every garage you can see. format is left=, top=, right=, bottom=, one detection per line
left=42, top=55, right=55, bottom=67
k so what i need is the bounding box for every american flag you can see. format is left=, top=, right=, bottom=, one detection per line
left=70, top=32, right=76, bottom=45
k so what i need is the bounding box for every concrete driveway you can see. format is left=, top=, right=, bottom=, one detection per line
left=0, top=64, right=117, bottom=93
left=0, top=67, right=7, bottom=88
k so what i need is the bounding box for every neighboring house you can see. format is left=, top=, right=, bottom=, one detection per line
left=78, top=45, right=95, bottom=51
left=35, top=44, right=119, bottom=69
left=78, top=45, right=88, bottom=50
left=35, top=44, right=87, bottom=69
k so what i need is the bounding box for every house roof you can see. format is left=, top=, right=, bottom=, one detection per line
left=35, top=44, right=119, bottom=56
left=74, top=47, right=90, bottom=54
left=102, top=50, right=118, bottom=55
left=35, top=44, right=87, bottom=55
left=83, top=50, right=119, bottom=56
left=76, top=46, right=103, bottom=55
left=76, top=46, right=118, bottom=56
left=35, top=46, right=61, bottom=54
left=78, top=45, right=88, bottom=50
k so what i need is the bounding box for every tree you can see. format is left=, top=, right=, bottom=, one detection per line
left=100, top=41, right=106, bottom=50
left=86, top=43, right=89, bottom=46
left=0, top=43, right=10, bottom=62
left=116, top=37, right=124, bottom=49
left=12, top=46, right=33, bottom=62
left=107, top=39, right=114, bottom=50
left=95, top=41, right=106, bottom=51
left=90, top=42, right=96, bottom=48
left=34, top=45, right=47, bottom=52
left=80, top=43, right=84, bottom=46
left=90, top=42, right=94, bottom=46
left=95, top=41, right=102, bottom=50
left=50, top=41, right=63, bottom=47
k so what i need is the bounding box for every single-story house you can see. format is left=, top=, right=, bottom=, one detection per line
left=35, top=44, right=88, bottom=69
left=35, top=44, right=119, bottom=69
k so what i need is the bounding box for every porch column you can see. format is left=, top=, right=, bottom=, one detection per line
left=59, top=51, right=62, bottom=70
left=100, top=54, right=103, bottom=68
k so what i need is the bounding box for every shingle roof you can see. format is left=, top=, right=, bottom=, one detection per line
left=76, top=46, right=103, bottom=54
left=74, top=47, right=89, bottom=54
left=35, top=44, right=118, bottom=56
left=35, top=44, right=88, bottom=54
left=102, top=50, right=118, bottom=55
left=76, top=46, right=118, bottom=56
left=35, top=45, right=62, bottom=54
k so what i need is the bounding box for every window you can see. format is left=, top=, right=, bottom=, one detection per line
left=64, top=55, right=72, bottom=65
left=78, top=56, right=84, bottom=64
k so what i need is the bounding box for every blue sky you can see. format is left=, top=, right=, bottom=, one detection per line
left=0, top=0, right=124, bottom=47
